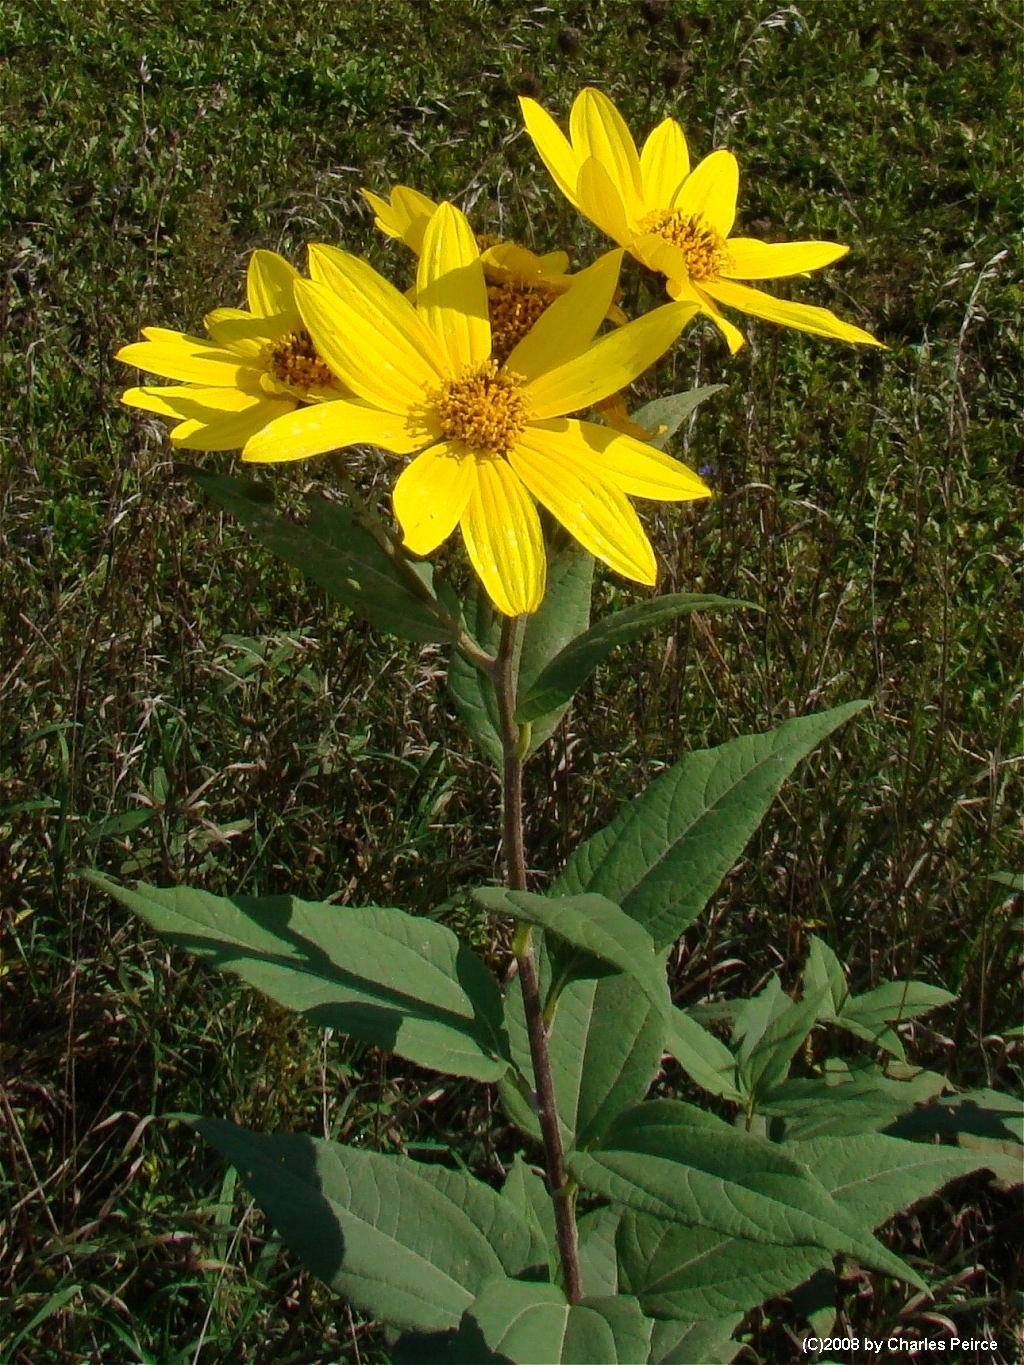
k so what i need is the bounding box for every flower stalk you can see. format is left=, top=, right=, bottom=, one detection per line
left=494, top=614, right=584, bottom=1304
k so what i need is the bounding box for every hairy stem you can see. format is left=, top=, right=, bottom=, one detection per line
left=328, top=455, right=496, bottom=677
left=495, top=615, right=584, bottom=1305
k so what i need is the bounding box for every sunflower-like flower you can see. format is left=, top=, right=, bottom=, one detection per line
left=116, top=251, right=344, bottom=449
left=362, top=183, right=627, bottom=365
left=243, top=203, right=710, bottom=616
left=520, top=87, right=883, bottom=354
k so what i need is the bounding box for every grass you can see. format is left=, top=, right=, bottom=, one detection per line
left=2, top=0, right=1021, bottom=1360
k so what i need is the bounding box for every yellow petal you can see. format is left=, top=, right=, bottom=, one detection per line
left=544, top=418, right=712, bottom=501
left=392, top=441, right=476, bottom=554
left=510, top=428, right=656, bottom=585
left=247, top=250, right=301, bottom=318
left=124, top=385, right=293, bottom=451
left=668, top=279, right=746, bottom=354
left=722, top=239, right=850, bottom=279
left=481, top=242, right=559, bottom=288
left=307, top=244, right=449, bottom=381
left=570, top=87, right=643, bottom=219
left=505, top=249, right=623, bottom=383
left=631, top=231, right=690, bottom=281
left=519, top=96, right=582, bottom=205
left=700, top=278, right=885, bottom=346
left=524, top=300, right=697, bottom=419
left=640, top=117, right=690, bottom=208
left=294, top=276, right=437, bottom=413
left=577, top=157, right=633, bottom=245
left=203, top=307, right=285, bottom=359
left=362, top=185, right=438, bottom=254
left=593, top=391, right=661, bottom=441
left=416, top=203, right=490, bottom=372
left=537, top=250, right=571, bottom=276
left=461, top=454, right=546, bottom=616
left=244, top=397, right=429, bottom=464
left=116, top=335, right=250, bottom=387
left=673, top=149, right=740, bottom=237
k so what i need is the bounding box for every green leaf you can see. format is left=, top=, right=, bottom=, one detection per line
left=792, top=1132, right=1008, bottom=1228
left=739, top=987, right=829, bottom=1104
left=500, top=964, right=664, bottom=1150
left=85, top=872, right=509, bottom=1082
left=446, top=577, right=504, bottom=767
left=764, top=1062, right=948, bottom=1139
left=841, top=980, right=955, bottom=1031
left=554, top=703, right=869, bottom=949
left=447, top=551, right=594, bottom=765
left=501, top=1158, right=556, bottom=1280
left=567, top=1100, right=925, bottom=1288
left=628, top=385, right=726, bottom=452
left=648, top=1315, right=743, bottom=1364
left=182, top=467, right=450, bottom=643
left=664, top=1010, right=742, bottom=1102
left=518, top=549, right=595, bottom=753
left=988, top=870, right=1024, bottom=891
left=577, top=1207, right=622, bottom=1297
left=516, top=594, right=752, bottom=724
left=192, top=1120, right=539, bottom=1333
left=617, top=1211, right=830, bottom=1321
left=885, top=1088, right=1024, bottom=1145
left=474, top=888, right=670, bottom=1020
left=463, top=1278, right=652, bottom=1364
left=731, top=974, right=790, bottom=1049
left=802, top=937, right=848, bottom=1018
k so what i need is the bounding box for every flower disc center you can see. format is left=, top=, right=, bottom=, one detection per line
left=639, top=210, right=729, bottom=281
left=433, top=361, right=528, bottom=455
left=262, top=329, right=335, bottom=391
left=486, top=280, right=556, bottom=364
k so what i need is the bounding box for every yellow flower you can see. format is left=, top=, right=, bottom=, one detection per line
left=362, top=183, right=627, bottom=365
left=243, top=203, right=709, bottom=616
left=116, top=251, right=343, bottom=449
left=519, top=87, right=883, bottom=354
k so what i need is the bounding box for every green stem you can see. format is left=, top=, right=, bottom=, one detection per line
left=494, top=614, right=584, bottom=1305
left=328, top=456, right=496, bottom=677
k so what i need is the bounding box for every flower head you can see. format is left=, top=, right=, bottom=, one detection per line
left=116, top=251, right=343, bottom=449
left=363, top=184, right=627, bottom=364
left=243, top=203, right=709, bottom=616
left=520, top=87, right=883, bottom=354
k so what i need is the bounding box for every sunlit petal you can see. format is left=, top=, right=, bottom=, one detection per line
left=542, top=418, right=712, bottom=501
left=511, top=429, right=657, bottom=584
left=461, top=454, right=546, bottom=616
left=116, top=335, right=249, bottom=387
left=701, top=278, right=885, bottom=345
left=524, top=301, right=696, bottom=418
left=362, top=185, right=438, bottom=253
left=393, top=441, right=477, bottom=553
left=244, top=398, right=429, bottom=464
left=673, top=149, right=740, bottom=237
left=723, top=239, right=850, bottom=279
left=640, top=117, right=690, bottom=208
left=519, top=96, right=582, bottom=205
left=416, top=203, right=490, bottom=371
left=577, top=157, right=633, bottom=245
left=203, top=307, right=286, bottom=358
left=247, top=250, right=302, bottom=318
left=668, top=279, right=746, bottom=353
left=570, top=87, right=643, bottom=218
left=505, top=249, right=623, bottom=383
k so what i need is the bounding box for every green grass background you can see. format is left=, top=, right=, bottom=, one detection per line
left=1, top=0, right=1021, bottom=1360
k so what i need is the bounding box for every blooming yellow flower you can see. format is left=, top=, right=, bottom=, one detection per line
left=362, top=183, right=627, bottom=366
left=519, top=87, right=883, bottom=354
left=243, top=203, right=709, bottom=616
left=116, top=251, right=343, bottom=449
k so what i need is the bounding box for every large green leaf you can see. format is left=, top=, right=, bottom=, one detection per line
left=183, top=467, right=450, bottom=643
left=578, top=1207, right=622, bottom=1297
left=617, top=1212, right=830, bottom=1321
left=648, top=1314, right=743, bottom=1364
left=738, top=987, right=829, bottom=1104
left=86, top=873, right=509, bottom=1081
left=475, top=889, right=670, bottom=1019
left=628, top=385, right=726, bottom=452
left=192, top=1120, right=539, bottom=1334
left=463, top=1278, right=653, bottom=1364
left=447, top=551, right=594, bottom=765
left=792, top=1132, right=1006, bottom=1228
left=886, top=1088, right=1024, bottom=1145
left=664, top=1010, right=742, bottom=1102
left=553, top=702, right=869, bottom=949
left=515, top=594, right=751, bottom=724
left=567, top=1101, right=925, bottom=1287
left=500, top=963, right=664, bottom=1150
left=761, top=1070, right=946, bottom=1140
left=501, top=1158, right=556, bottom=1280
